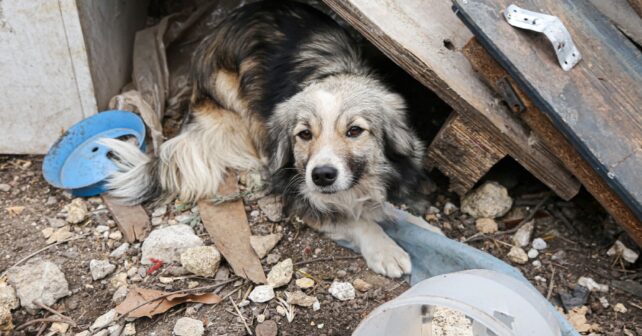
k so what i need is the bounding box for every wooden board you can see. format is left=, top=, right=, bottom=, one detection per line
left=198, top=174, right=266, bottom=284
left=323, top=0, right=580, bottom=200
left=453, top=0, right=642, bottom=222
left=463, top=39, right=642, bottom=246
left=103, top=196, right=151, bottom=243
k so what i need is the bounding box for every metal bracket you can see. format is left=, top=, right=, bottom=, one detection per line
left=504, top=4, right=581, bottom=71
left=496, top=77, right=524, bottom=113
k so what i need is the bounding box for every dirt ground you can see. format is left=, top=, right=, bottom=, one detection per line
left=1, top=155, right=641, bottom=336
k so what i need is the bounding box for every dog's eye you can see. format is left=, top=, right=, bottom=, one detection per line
left=346, top=126, right=364, bottom=138
left=297, top=129, right=312, bottom=141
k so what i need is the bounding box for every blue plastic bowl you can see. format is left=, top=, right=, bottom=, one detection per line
left=42, top=110, right=146, bottom=197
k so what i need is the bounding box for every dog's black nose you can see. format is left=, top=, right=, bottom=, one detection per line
left=312, top=165, right=338, bottom=187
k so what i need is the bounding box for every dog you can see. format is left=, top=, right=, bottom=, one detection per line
left=102, top=1, right=426, bottom=278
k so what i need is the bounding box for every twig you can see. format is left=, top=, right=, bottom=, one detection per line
left=15, top=318, right=70, bottom=331
left=629, top=301, right=642, bottom=311
left=293, top=255, right=360, bottom=267
left=33, top=300, right=77, bottom=327
left=546, top=267, right=556, bottom=300
left=229, top=296, right=253, bottom=335
left=0, top=235, right=86, bottom=278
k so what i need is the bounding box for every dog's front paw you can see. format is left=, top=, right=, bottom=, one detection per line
left=361, top=240, right=411, bottom=278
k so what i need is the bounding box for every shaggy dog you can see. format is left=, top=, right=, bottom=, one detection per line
left=102, top=1, right=425, bottom=278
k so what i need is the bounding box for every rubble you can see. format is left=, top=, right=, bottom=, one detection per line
left=295, top=277, right=315, bottom=289
left=47, top=217, right=67, bottom=228
left=613, top=303, right=627, bottom=313
left=141, top=224, right=203, bottom=264
left=507, top=246, right=528, bottom=264
left=353, top=278, right=373, bottom=292
left=90, top=260, right=116, bottom=280
left=6, top=259, right=71, bottom=312
left=578, top=277, right=609, bottom=293
left=248, top=285, right=275, bottom=303
left=286, top=291, right=318, bottom=307
left=328, top=281, right=355, bottom=301
left=474, top=218, right=498, bottom=234
left=460, top=181, right=513, bottom=218
left=89, top=309, right=117, bottom=332
left=267, top=258, right=293, bottom=288
left=64, top=198, right=88, bottom=224
left=112, top=286, right=129, bottom=304
left=527, top=248, right=539, bottom=259
left=258, top=195, right=284, bottom=222
left=606, top=240, right=639, bottom=264
left=250, top=233, right=283, bottom=258
left=180, top=246, right=221, bottom=277
left=110, top=243, right=130, bottom=258
left=531, top=238, right=547, bottom=250
left=46, top=226, right=74, bottom=244
left=173, top=317, right=204, bottom=336
left=266, top=253, right=280, bottom=265
left=511, top=219, right=534, bottom=247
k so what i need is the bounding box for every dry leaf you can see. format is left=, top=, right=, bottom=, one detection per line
left=115, top=287, right=221, bottom=318
left=566, top=306, right=600, bottom=333
left=6, top=206, right=24, bottom=216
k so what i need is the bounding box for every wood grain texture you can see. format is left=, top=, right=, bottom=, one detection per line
left=454, top=0, right=642, bottom=221
left=198, top=174, right=266, bottom=284
left=322, top=0, right=579, bottom=200
left=463, top=39, right=642, bottom=246
left=103, top=196, right=151, bottom=243
left=427, top=113, right=507, bottom=196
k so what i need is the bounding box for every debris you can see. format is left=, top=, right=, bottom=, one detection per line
left=180, top=246, right=221, bottom=277
left=551, top=250, right=567, bottom=262
left=336, top=270, right=347, bottom=278
left=250, top=233, right=283, bottom=259
left=64, top=198, right=88, bottom=224
left=276, top=298, right=296, bottom=322
left=147, top=258, right=164, bottom=275
left=6, top=259, right=71, bottom=312
left=255, top=320, right=278, bottom=336
left=75, top=331, right=90, bottom=336
left=532, top=238, right=547, bottom=250
left=111, top=273, right=128, bottom=289
left=173, top=317, right=204, bottom=336
left=599, top=297, right=609, bottom=308
left=578, top=277, right=609, bottom=293
left=312, top=300, right=321, bottom=311
left=257, top=314, right=266, bottom=323
left=42, top=227, right=54, bottom=239
left=198, top=174, right=266, bottom=284
left=258, top=195, right=284, bottom=222
left=461, top=181, right=513, bottom=218
left=103, top=196, right=151, bottom=243
left=0, top=183, right=10, bottom=192
left=115, top=287, right=221, bottom=319
left=607, top=240, right=639, bottom=264
left=90, top=260, right=116, bottom=280
left=47, top=217, right=67, bottom=228
left=109, top=231, right=123, bottom=241
left=49, top=322, right=70, bottom=334
left=610, top=280, right=642, bottom=299
left=90, top=309, right=117, bottom=332
left=532, top=260, right=542, bottom=268
left=527, top=248, right=539, bottom=259
left=443, top=202, right=458, bottom=215
left=0, top=281, right=18, bottom=332
left=353, top=279, right=373, bottom=292
left=565, top=306, right=600, bottom=333
left=431, top=306, right=473, bottom=336
left=112, top=286, right=129, bottom=304
left=46, top=226, right=74, bottom=244
left=266, top=253, right=280, bottom=265
left=151, top=205, right=167, bottom=217
left=267, top=258, right=293, bottom=288
left=286, top=291, right=318, bottom=308
left=475, top=218, right=498, bottom=233
left=108, top=324, right=123, bottom=336
left=110, top=243, right=130, bottom=258
left=613, top=303, right=627, bottom=313
left=248, top=285, right=275, bottom=303
left=561, top=285, right=590, bottom=310
left=507, top=246, right=528, bottom=264
left=511, top=219, right=534, bottom=247
left=96, top=225, right=110, bottom=234
left=159, top=277, right=174, bottom=284
left=141, top=224, right=203, bottom=264
left=328, top=281, right=355, bottom=301
left=6, top=206, right=24, bottom=216
left=295, top=278, right=315, bottom=289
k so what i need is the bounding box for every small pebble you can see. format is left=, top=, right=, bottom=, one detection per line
left=507, top=246, right=528, bottom=264
left=328, top=281, right=355, bottom=301
left=336, top=270, right=347, bottom=278
left=527, top=248, right=539, bottom=259
left=248, top=285, right=275, bottom=303
left=475, top=218, right=498, bottom=234
left=173, top=317, right=204, bottom=336
left=599, top=297, right=609, bottom=308
left=532, top=260, right=542, bottom=268
left=90, top=260, right=116, bottom=281
left=532, top=238, right=547, bottom=250
left=613, top=303, right=627, bottom=313
left=0, top=183, right=11, bottom=192
left=353, top=279, right=373, bottom=292
left=295, top=278, right=315, bottom=289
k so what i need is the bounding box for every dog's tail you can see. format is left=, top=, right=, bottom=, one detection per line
left=100, top=104, right=260, bottom=205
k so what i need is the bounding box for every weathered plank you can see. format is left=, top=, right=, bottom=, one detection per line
left=454, top=0, right=642, bottom=226
left=426, top=113, right=507, bottom=196
left=322, top=0, right=580, bottom=200
left=103, top=196, right=151, bottom=243
left=198, top=173, right=266, bottom=284
left=463, top=39, right=642, bottom=246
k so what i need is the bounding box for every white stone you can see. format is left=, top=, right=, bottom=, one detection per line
left=607, top=240, right=639, bottom=264
left=95, top=225, right=110, bottom=233
left=256, top=314, right=265, bottom=323
left=75, top=331, right=90, bottom=336
left=152, top=206, right=167, bottom=217
left=258, top=195, right=284, bottom=222
left=110, top=243, right=130, bottom=258
left=312, top=300, right=321, bottom=311
left=461, top=181, right=513, bottom=218
left=64, top=198, right=88, bottom=224
left=108, top=324, right=123, bottom=336
left=123, top=323, right=136, bottom=335
left=266, top=253, right=280, bottom=265
left=248, top=285, right=275, bottom=303
left=577, top=277, right=609, bottom=293
left=532, top=260, right=542, bottom=268
left=250, top=233, right=283, bottom=258
left=532, top=238, right=547, bottom=250
left=0, top=183, right=10, bottom=192
left=599, top=297, right=609, bottom=308
left=47, top=217, right=67, bottom=228
left=6, top=259, right=70, bottom=312
left=112, top=286, right=129, bottom=304
left=90, top=260, right=116, bottom=281
left=286, top=291, right=318, bottom=307
left=527, top=248, right=539, bottom=259
left=507, top=246, right=528, bottom=264
left=328, top=281, right=355, bottom=301
left=180, top=246, right=221, bottom=277
left=90, top=309, right=117, bottom=331
left=475, top=218, right=498, bottom=234
left=613, top=303, right=627, bottom=313
left=443, top=202, right=458, bottom=215
left=295, top=278, right=315, bottom=289
left=267, top=258, right=293, bottom=288
left=109, top=231, right=123, bottom=241
left=110, top=273, right=127, bottom=289
left=175, top=213, right=194, bottom=224
left=141, top=225, right=203, bottom=264
left=511, top=219, right=534, bottom=247
left=173, top=317, right=204, bottom=336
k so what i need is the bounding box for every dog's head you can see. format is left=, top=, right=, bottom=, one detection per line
left=268, top=75, right=424, bottom=214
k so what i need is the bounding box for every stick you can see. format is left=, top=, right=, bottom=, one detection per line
left=293, top=255, right=360, bottom=267
left=33, top=300, right=77, bottom=327
left=15, top=318, right=70, bottom=331
left=0, top=235, right=86, bottom=278
left=546, top=267, right=556, bottom=300
left=229, top=296, right=253, bottom=335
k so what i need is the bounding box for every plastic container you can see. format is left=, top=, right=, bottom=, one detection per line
left=353, top=269, right=562, bottom=336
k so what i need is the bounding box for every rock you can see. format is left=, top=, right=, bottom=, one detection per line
left=250, top=233, right=283, bottom=258
left=173, top=317, right=204, bottom=336
left=599, top=297, right=609, bottom=308
left=94, top=331, right=109, bottom=336
left=507, top=246, right=528, bottom=264
left=532, top=260, right=542, bottom=268
left=141, top=225, right=203, bottom=264
left=353, top=279, right=373, bottom=292
left=267, top=258, right=293, bottom=288
left=527, top=248, right=539, bottom=259
left=532, top=238, right=547, bottom=250
left=248, top=285, right=275, bottom=303
left=108, top=324, right=123, bottom=336
left=475, top=218, right=498, bottom=234
left=112, top=286, right=128, bottom=304
left=256, top=314, right=266, bottom=323
left=561, top=285, right=590, bottom=310
left=75, top=331, right=90, bottom=336
left=159, top=276, right=174, bottom=284
left=312, top=300, right=320, bottom=311
left=46, top=226, right=74, bottom=244
left=49, top=322, right=69, bottom=335
left=110, top=273, right=128, bottom=289
left=577, top=277, right=609, bottom=293
left=152, top=206, right=167, bottom=217
left=90, top=309, right=117, bottom=331
left=6, top=259, right=70, bottom=312
left=286, top=291, right=318, bottom=307
left=90, top=260, right=116, bottom=281
left=64, top=198, right=88, bottom=224
left=613, top=303, right=627, bottom=313
left=0, top=282, right=19, bottom=310
left=328, top=281, right=355, bottom=301
left=336, top=270, right=347, bottom=278
left=511, top=219, right=534, bottom=247
left=255, top=320, right=278, bottom=336
left=109, top=231, right=123, bottom=241
left=295, top=278, right=315, bottom=289
left=0, top=183, right=10, bottom=192
left=95, top=225, right=110, bottom=233
left=42, top=227, right=54, bottom=238
left=47, top=217, right=67, bottom=228
left=151, top=217, right=163, bottom=226
left=266, top=253, right=280, bottom=265
left=123, top=323, right=136, bottom=336
left=461, top=181, right=513, bottom=218
left=257, top=195, right=283, bottom=222
left=607, top=240, right=639, bottom=264
left=443, top=202, right=458, bottom=215
left=110, top=243, right=130, bottom=258
left=180, top=246, right=221, bottom=277
left=551, top=250, right=567, bottom=262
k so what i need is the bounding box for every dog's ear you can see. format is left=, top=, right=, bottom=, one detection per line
left=267, top=118, right=292, bottom=173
